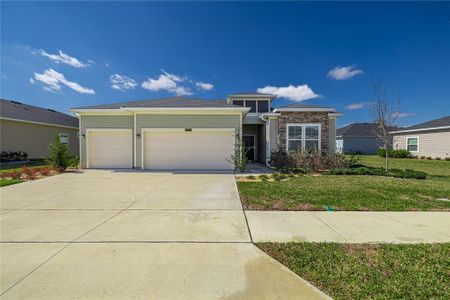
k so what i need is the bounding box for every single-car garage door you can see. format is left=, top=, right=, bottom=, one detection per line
left=143, top=129, right=234, bottom=170
left=87, top=129, right=132, bottom=168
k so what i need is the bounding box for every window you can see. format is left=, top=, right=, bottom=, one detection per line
left=257, top=100, right=269, bottom=113
left=305, top=125, right=320, bottom=150
left=406, top=137, right=418, bottom=152
left=287, top=124, right=321, bottom=152
left=233, top=100, right=244, bottom=107
left=59, top=133, right=69, bottom=145
left=245, top=100, right=257, bottom=113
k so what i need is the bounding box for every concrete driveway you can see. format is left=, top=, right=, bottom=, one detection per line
left=1, top=170, right=328, bottom=299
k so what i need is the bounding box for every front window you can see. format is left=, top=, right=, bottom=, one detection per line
left=257, top=100, right=269, bottom=113
left=59, top=133, right=69, bottom=145
left=233, top=100, right=244, bottom=107
left=406, top=137, right=418, bottom=152
left=287, top=124, right=321, bottom=152
left=245, top=100, right=257, bottom=113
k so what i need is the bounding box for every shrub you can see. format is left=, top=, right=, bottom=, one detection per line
left=327, top=166, right=427, bottom=179
left=259, top=174, right=269, bottom=181
left=45, top=135, right=78, bottom=171
left=2, top=171, right=23, bottom=179
left=445, top=158, right=450, bottom=161
left=377, top=148, right=411, bottom=158
left=39, top=167, right=52, bottom=176
left=0, top=150, right=28, bottom=162
left=426, top=157, right=432, bottom=160
left=271, top=148, right=358, bottom=173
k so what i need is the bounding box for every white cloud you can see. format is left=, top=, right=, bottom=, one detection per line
left=110, top=74, right=137, bottom=91
left=393, top=112, right=416, bottom=118
left=141, top=71, right=192, bottom=96
left=31, top=68, right=95, bottom=94
left=345, top=102, right=366, bottom=110
left=196, top=81, right=214, bottom=91
left=327, top=65, right=363, bottom=80
left=38, top=49, right=91, bottom=68
left=257, top=84, right=319, bottom=101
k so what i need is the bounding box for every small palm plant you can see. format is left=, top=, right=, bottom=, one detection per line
left=45, top=134, right=79, bottom=171
left=227, top=130, right=249, bottom=172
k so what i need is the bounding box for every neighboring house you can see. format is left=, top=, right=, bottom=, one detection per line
left=70, top=93, right=341, bottom=170
left=391, top=115, right=450, bottom=158
left=0, top=99, right=79, bottom=159
left=336, top=123, right=386, bottom=154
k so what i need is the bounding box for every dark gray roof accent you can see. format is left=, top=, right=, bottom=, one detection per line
left=401, top=115, right=450, bottom=131
left=1, top=99, right=78, bottom=128
left=72, top=97, right=238, bottom=109
left=276, top=103, right=333, bottom=109
left=228, top=92, right=277, bottom=97
left=337, top=123, right=396, bottom=137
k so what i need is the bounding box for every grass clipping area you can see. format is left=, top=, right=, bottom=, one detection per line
left=258, top=242, right=450, bottom=300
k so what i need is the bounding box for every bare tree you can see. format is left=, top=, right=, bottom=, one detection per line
left=369, top=81, right=400, bottom=171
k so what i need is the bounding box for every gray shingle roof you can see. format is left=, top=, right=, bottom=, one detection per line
left=337, top=123, right=397, bottom=137
left=1, top=99, right=78, bottom=128
left=277, top=103, right=334, bottom=109
left=72, top=97, right=238, bottom=109
left=228, top=92, right=277, bottom=97
left=401, top=115, right=450, bottom=131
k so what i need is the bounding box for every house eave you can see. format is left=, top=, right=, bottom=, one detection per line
left=390, top=125, right=450, bottom=134
left=71, top=107, right=251, bottom=114
left=273, top=107, right=336, bottom=112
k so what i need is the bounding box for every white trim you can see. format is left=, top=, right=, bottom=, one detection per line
left=133, top=112, right=137, bottom=168
left=0, top=117, right=78, bottom=129
left=79, top=115, right=82, bottom=165
left=243, top=134, right=257, bottom=161
left=85, top=128, right=133, bottom=169
left=328, top=112, right=343, bottom=118
left=273, top=107, right=335, bottom=112
left=286, top=123, right=321, bottom=152
left=390, top=125, right=450, bottom=134
left=141, top=127, right=236, bottom=170
left=71, top=107, right=251, bottom=114
left=406, top=136, right=419, bottom=153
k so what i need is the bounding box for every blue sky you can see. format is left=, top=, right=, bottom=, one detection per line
left=2, top=1, right=449, bottom=127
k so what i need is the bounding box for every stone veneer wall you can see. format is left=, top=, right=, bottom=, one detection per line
left=278, top=112, right=330, bottom=152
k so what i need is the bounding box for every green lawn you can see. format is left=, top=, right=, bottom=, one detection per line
left=0, top=159, right=48, bottom=173
left=238, top=175, right=450, bottom=211
left=0, top=179, right=23, bottom=187
left=356, top=155, right=450, bottom=176
left=258, top=242, right=450, bottom=300
left=238, top=155, right=450, bottom=211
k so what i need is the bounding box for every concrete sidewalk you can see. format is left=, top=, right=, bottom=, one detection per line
left=246, top=211, right=450, bottom=243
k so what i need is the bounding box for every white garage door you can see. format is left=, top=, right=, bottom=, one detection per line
left=87, top=130, right=133, bottom=168
left=143, top=129, right=234, bottom=170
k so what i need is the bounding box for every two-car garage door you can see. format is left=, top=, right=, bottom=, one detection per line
left=86, top=128, right=235, bottom=170
left=143, top=129, right=234, bottom=170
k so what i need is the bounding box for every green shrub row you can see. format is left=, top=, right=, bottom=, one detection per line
left=327, top=167, right=427, bottom=179
left=376, top=148, right=411, bottom=158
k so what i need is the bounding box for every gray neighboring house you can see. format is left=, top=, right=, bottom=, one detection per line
left=336, top=123, right=384, bottom=154
left=0, top=99, right=79, bottom=159
left=70, top=93, right=341, bottom=170
left=391, top=115, right=450, bottom=159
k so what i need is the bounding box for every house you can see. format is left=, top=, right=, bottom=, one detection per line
left=0, top=99, right=79, bottom=159
left=70, top=93, right=341, bottom=170
left=391, top=115, right=450, bottom=158
left=336, top=123, right=386, bottom=154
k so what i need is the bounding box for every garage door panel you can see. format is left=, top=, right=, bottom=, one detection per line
left=143, top=130, right=234, bottom=170
left=88, top=130, right=132, bottom=169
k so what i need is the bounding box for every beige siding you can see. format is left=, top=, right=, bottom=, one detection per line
left=269, top=118, right=279, bottom=156
left=328, top=118, right=336, bottom=153
left=136, top=114, right=241, bottom=168
left=0, top=119, right=79, bottom=159
left=393, top=129, right=450, bottom=158
left=80, top=115, right=134, bottom=168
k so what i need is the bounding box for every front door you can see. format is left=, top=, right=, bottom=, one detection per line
left=243, top=135, right=256, bottom=161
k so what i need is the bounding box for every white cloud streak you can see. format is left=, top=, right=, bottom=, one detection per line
left=38, top=49, right=92, bottom=68
left=257, top=84, right=319, bottom=101
left=392, top=112, right=416, bottom=118
left=195, top=81, right=214, bottom=91
left=110, top=74, right=137, bottom=91
left=327, top=65, right=363, bottom=80
left=345, top=102, right=366, bottom=110
left=141, top=71, right=192, bottom=96
left=31, top=69, right=95, bottom=94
